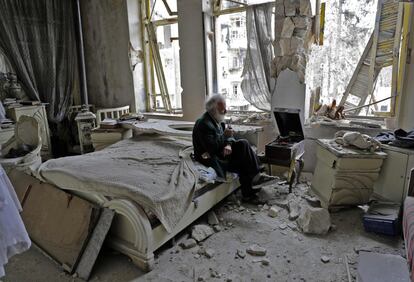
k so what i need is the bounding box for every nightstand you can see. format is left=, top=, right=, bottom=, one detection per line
left=7, top=105, right=51, bottom=159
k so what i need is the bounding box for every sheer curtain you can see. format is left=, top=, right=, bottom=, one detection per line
left=241, top=3, right=275, bottom=112
left=0, top=0, right=78, bottom=123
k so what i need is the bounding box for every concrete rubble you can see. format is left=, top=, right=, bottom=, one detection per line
left=236, top=249, right=246, bottom=259
left=268, top=206, right=279, bottom=218
left=279, top=223, right=288, bottom=230
left=205, top=248, right=215, bottom=259
left=288, top=199, right=300, bottom=220
left=297, top=206, right=331, bottom=235
left=180, top=238, right=197, bottom=249
left=213, top=225, right=222, bottom=232
left=253, top=258, right=270, bottom=266
left=207, top=211, right=219, bottom=225
left=321, top=255, right=331, bottom=263
left=191, top=224, right=215, bottom=242
left=246, top=244, right=267, bottom=256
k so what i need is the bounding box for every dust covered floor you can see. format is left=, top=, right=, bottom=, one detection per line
left=4, top=183, right=404, bottom=282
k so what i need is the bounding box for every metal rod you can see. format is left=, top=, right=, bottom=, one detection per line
left=344, top=255, right=352, bottom=282
left=343, top=95, right=397, bottom=113
left=74, top=0, right=88, bottom=105
left=227, top=0, right=248, bottom=6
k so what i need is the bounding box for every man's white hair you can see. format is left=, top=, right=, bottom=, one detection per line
left=205, top=94, right=225, bottom=112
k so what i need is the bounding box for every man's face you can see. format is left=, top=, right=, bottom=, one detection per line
left=217, top=100, right=227, bottom=115
left=213, top=100, right=227, bottom=122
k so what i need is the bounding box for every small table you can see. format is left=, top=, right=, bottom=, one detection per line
left=260, top=140, right=305, bottom=193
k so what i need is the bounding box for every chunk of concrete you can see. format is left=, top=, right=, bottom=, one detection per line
left=246, top=244, right=267, bottom=256
left=237, top=249, right=246, bottom=259
left=275, top=18, right=295, bottom=38
left=253, top=258, right=270, bottom=266
left=300, top=0, right=312, bottom=16
left=288, top=222, right=298, bottom=230
left=279, top=223, right=288, bottom=230
left=268, top=206, right=279, bottom=218
left=290, top=36, right=304, bottom=54
left=204, top=248, right=215, bottom=258
left=288, top=200, right=300, bottom=220
left=321, top=255, right=330, bottom=263
left=297, top=206, right=331, bottom=235
left=261, top=258, right=270, bottom=266
left=284, top=0, right=300, bottom=16
left=207, top=211, right=219, bottom=225
left=292, top=16, right=310, bottom=29
left=213, top=225, right=222, bottom=232
left=180, top=238, right=197, bottom=249
left=274, top=38, right=291, bottom=57
left=191, top=225, right=214, bottom=242
left=275, top=0, right=285, bottom=17
left=290, top=54, right=306, bottom=73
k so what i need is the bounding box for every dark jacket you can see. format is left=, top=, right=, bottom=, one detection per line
left=192, top=112, right=235, bottom=178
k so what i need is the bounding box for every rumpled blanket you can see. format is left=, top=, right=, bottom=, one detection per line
left=335, top=131, right=381, bottom=152
left=0, top=165, right=31, bottom=278
left=38, top=135, right=198, bottom=233
left=375, top=129, right=414, bottom=148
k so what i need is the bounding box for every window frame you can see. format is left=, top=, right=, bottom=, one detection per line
left=141, top=0, right=182, bottom=113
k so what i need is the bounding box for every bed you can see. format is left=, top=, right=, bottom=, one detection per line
left=28, top=134, right=239, bottom=271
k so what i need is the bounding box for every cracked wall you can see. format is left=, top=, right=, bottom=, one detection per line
left=272, top=0, right=314, bottom=83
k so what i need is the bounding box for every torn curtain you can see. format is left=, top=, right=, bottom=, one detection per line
left=0, top=0, right=78, bottom=123
left=241, top=3, right=275, bottom=112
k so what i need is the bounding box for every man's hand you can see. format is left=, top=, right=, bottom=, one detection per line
left=201, top=152, right=211, bottom=159
left=223, top=144, right=232, bottom=156
left=224, top=128, right=234, bottom=138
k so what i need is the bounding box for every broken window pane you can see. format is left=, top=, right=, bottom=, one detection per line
left=149, top=0, right=177, bottom=21
left=306, top=0, right=386, bottom=117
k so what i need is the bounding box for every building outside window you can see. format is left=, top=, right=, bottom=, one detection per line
left=216, top=11, right=255, bottom=111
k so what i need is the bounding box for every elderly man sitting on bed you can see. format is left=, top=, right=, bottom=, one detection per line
left=192, top=94, right=272, bottom=201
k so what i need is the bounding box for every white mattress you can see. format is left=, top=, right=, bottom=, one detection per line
left=38, top=135, right=198, bottom=233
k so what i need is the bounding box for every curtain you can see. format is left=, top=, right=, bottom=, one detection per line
left=0, top=0, right=78, bottom=123
left=241, top=3, right=275, bottom=112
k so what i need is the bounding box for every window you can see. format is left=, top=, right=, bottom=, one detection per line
left=306, top=0, right=395, bottom=117
left=142, top=0, right=181, bottom=113
left=233, top=84, right=238, bottom=96
left=231, top=16, right=245, bottom=28
left=231, top=30, right=238, bottom=39
left=216, top=11, right=255, bottom=111
left=232, top=57, right=238, bottom=68
left=214, top=1, right=270, bottom=112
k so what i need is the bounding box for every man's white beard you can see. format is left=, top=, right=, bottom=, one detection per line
left=213, top=109, right=225, bottom=122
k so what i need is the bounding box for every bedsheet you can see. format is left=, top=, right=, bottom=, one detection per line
left=38, top=135, right=198, bottom=233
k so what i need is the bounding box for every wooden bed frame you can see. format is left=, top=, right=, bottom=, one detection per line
left=9, top=169, right=239, bottom=272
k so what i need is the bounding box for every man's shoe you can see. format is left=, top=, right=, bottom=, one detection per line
left=242, top=194, right=266, bottom=205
